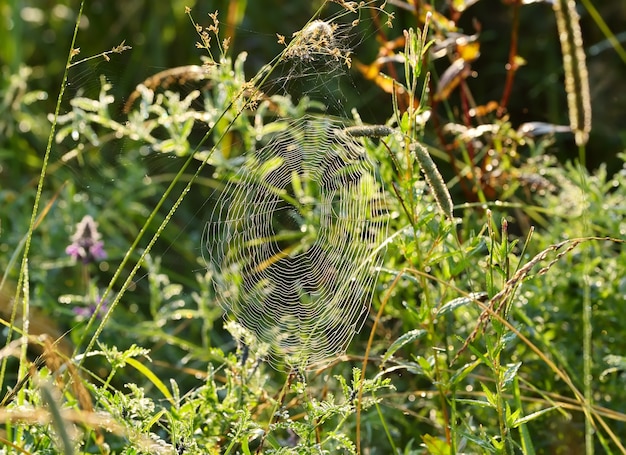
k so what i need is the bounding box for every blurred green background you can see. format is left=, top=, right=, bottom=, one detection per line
left=2, top=2, right=626, bottom=451
left=2, top=0, right=625, bottom=174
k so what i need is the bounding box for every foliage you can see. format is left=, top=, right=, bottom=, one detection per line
left=2, top=0, right=626, bottom=454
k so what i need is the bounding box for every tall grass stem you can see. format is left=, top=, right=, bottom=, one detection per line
left=0, top=0, right=85, bottom=396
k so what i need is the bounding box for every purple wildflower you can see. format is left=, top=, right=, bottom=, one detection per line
left=66, top=215, right=107, bottom=264
left=73, top=294, right=109, bottom=320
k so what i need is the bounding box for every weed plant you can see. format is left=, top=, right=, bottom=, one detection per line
left=1, top=1, right=626, bottom=454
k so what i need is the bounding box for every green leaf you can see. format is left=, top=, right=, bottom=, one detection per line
left=382, top=329, right=427, bottom=364
left=126, top=357, right=175, bottom=406
left=380, top=362, right=425, bottom=377
left=491, top=437, right=505, bottom=451
left=39, top=381, right=75, bottom=455
left=180, top=117, right=194, bottom=139
left=512, top=406, right=559, bottom=428
left=241, top=434, right=251, bottom=455
left=501, top=362, right=522, bottom=389
left=400, top=111, right=411, bottom=133
left=481, top=383, right=498, bottom=408
left=421, top=433, right=451, bottom=455
left=450, top=359, right=482, bottom=385
left=455, top=398, right=496, bottom=409
left=458, top=430, right=498, bottom=452
left=438, top=292, right=488, bottom=315
left=505, top=403, right=522, bottom=428
left=415, top=355, right=434, bottom=378
left=144, top=409, right=167, bottom=432
left=512, top=376, right=536, bottom=455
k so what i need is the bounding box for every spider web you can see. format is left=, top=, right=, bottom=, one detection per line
left=203, top=115, right=388, bottom=369
left=203, top=3, right=390, bottom=370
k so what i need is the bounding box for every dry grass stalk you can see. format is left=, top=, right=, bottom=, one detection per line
left=453, top=236, right=618, bottom=365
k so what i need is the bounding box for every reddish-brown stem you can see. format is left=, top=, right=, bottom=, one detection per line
left=498, top=0, right=521, bottom=117
left=460, top=79, right=475, bottom=162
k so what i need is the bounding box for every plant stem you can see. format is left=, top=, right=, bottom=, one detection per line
left=0, top=0, right=85, bottom=395
left=498, top=0, right=520, bottom=117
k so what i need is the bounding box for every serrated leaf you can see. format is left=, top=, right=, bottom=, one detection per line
left=382, top=329, right=427, bottom=364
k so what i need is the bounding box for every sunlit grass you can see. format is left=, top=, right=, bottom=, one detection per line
left=1, top=1, right=626, bottom=454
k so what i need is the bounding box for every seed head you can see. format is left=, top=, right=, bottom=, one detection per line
left=285, top=20, right=342, bottom=62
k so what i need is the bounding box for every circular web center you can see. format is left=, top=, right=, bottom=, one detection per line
left=203, top=115, right=388, bottom=369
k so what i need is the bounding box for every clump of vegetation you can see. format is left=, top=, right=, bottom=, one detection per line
left=2, top=0, right=626, bottom=453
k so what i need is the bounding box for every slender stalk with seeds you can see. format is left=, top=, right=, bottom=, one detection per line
left=411, top=141, right=454, bottom=220
left=553, top=0, right=592, bottom=147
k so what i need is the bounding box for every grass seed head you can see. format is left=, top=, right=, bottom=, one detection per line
left=283, top=18, right=355, bottom=69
